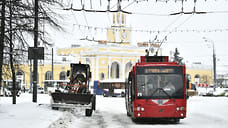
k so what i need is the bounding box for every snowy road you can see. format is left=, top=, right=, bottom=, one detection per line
left=51, top=96, right=228, bottom=128
left=1, top=94, right=228, bottom=128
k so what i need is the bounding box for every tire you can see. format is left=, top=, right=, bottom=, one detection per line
left=125, top=100, right=131, bottom=117
left=127, top=111, right=131, bottom=117
left=103, top=92, right=108, bottom=97
left=121, top=92, right=125, bottom=97
left=85, top=109, right=93, bottom=117
left=172, top=118, right=180, bottom=124
left=131, top=117, right=138, bottom=122
left=52, top=107, right=59, bottom=110
left=92, top=95, right=96, bottom=110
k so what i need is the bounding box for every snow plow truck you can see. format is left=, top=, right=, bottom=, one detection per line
left=51, top=62, right=96, bottom=117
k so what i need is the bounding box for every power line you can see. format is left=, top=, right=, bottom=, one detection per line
left=155, top=14, right=194, bottom=53
left=163, top=14, right=182, bottom=32
left=62, top=6, right=228, bottom=16
left=61, top=0, right=228, bottom=16
left=122, top=1, right=136, bottom=9
left=79, top=36, right=130, bottom=44
left=71, top=22, right=228, bottom=34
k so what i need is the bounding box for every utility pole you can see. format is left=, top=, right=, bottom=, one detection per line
left=30, top=60, right=32, bottom=93
left=203, top=37, right=216, bottom=87
left=212, top=42, right=216, bottom=87
left=51, top=48, right=54, bottom=80
left=33, top=0, right=39, bottom=102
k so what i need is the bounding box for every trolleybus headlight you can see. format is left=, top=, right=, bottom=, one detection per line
left=180, top=107, right=185, bottom=111
left=141, top=107, right=144, bottom=111
left=176, top=107, right=180, bottom=111
left=137, top=107, right=140, bottom=111
left=137, top=113, right=141, bottom=117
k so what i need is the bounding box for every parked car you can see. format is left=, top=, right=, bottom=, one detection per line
left=225, top=89, right=228, bottom=97
left=4, top=81, right=21, bottom=97
left=4, top=87, right=21, bottom=97
left=37, top=87, right=44, bottom=94
left=213, top=88, right=227, bottom=96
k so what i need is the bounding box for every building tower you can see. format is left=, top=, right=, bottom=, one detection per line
left=107, top=12, right=131, bottom=45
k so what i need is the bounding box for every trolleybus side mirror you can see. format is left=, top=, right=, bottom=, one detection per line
left=89, top=72, right=92, bottom=78
left=128, top=72, right=132, bottom=81
left=67, top=70, right=70, bottom=77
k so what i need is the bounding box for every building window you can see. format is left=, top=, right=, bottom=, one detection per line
left=111, top=62, right=120, bottom=79
left=62, top=57, right=66, bottom=62
left=100, top=73, right=105, bottom=80
left=16, top=70, right=24, bottom=75
left=45, top=71, right=52, bottom=80
left=125, top=62, right=132, bottom=79
left=16, top=70, right=25, bottom=86
left=86, top=58, right=91, bottom=64
left=195, top=74, right=200, bottom=84
left=59, top=71, right=67, bottom=80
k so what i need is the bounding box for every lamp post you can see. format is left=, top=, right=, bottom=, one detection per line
left=33, top=0, right=39, bottom=102
left=203, top=37, right=216, bottom=87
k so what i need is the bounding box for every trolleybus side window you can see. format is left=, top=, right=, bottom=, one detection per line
left=127, top=77, right=131, bottom=103
left=127, top=72, right=135, bottom=101
left=131, top=74, right=135, bottom=101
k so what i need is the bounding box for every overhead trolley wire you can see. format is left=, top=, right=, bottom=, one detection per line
left=155, top=14, right=194, bottom=54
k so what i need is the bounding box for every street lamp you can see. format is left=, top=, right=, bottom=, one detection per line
left=203, top=37, right=216, bottom=87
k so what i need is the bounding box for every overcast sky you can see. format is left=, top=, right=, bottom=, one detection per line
left=45, top=0, right=228, bottom=74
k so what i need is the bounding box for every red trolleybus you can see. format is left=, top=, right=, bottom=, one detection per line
left=125, top=56, right=186, bottom=123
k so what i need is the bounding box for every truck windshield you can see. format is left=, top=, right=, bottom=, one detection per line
left=136, top=67, right=184, bottom=99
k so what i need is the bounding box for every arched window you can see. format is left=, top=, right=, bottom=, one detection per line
left=16, top=70, right=24, bottom=75
left=111, top=62, right=120, bottom=79
left=59, top=71, right=67, bottom=80
left=16, top=70, right=25, bottom=86
left=100, top=73, right=105, bottom=80
left=125, top=62, right=132, bottom=79
left=194, top=74, right=200, bottom=84
left=201, top=75, right=208, bottom=84
left=186, top=74, right=191, bottom=80
left=195, top=74, right=200, bottom=78
left=45, top=71, right=52, bottom=80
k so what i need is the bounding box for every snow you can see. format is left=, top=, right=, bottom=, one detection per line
left=1, top=93, right=228, bottom=128
left=0, top=93, right=62, bottom=128
left=197, top=87, right=228, bottom=96
left=184, top=96, right=228, bottom=128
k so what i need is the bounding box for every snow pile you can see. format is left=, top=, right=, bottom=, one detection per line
left=197, top=87, right=228, bottom=96
left=48, top=111, right=73, bottom=128
left=0, top=93, right=63, bottom=128
left=185, top=96, right=228, bottom=128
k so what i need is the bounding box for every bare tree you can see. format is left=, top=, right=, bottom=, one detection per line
left=0, top=0, right=6, bottom=97
left=1, top=0, right=63, bottom=104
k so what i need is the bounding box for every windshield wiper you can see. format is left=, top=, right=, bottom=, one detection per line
left=160, top=88, right=172, bottom=99
left=149, top=88, right=160, bottom=98
left=148, top=88, right=175, bottom=101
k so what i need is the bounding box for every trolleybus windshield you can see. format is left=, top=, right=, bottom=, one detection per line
left=136, top=66, right=184, bottom=99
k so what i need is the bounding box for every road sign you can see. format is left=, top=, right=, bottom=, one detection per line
left=28, top=47, right=44, bottom=60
